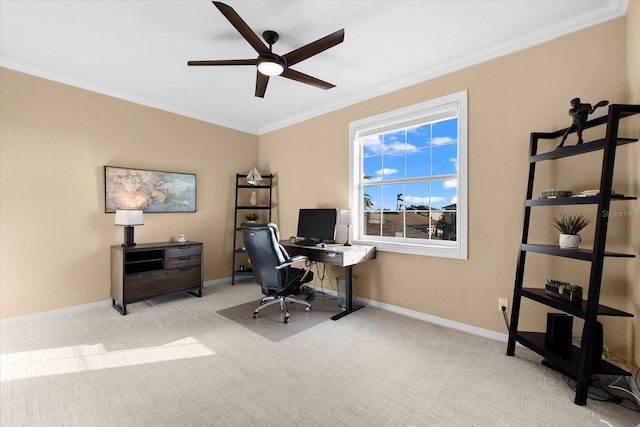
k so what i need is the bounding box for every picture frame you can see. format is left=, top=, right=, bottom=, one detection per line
left=104, top=166, right=196, bottom=213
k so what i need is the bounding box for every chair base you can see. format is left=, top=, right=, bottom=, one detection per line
left=253, top=295, right=311, bottom=323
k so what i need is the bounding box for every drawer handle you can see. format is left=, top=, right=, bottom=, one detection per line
left=179, top=256, right=191, bottom=260
left=138, top=271, right=153, bottom=277
left=178, top=267, right=192, bottom=272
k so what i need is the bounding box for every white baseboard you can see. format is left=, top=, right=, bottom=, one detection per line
left=0, top=279, right=225, bottom=326
left=310, top=285, right=509, bottom=343
left=1, top=279, right=509, bottom=344
left=0, top=299, right=112, bottom=326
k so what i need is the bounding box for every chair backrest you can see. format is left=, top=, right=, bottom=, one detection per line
left=242, top=223, right=289, bottom=293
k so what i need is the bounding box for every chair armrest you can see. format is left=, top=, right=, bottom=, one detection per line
left=275, top=255, right=309, bottom=270
left=288, top=255, right=308, bottom=264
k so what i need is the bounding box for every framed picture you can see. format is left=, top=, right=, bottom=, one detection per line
left=105, top=166, right=196, bottom=213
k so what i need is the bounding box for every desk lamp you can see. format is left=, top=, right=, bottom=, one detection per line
left=115, top=209, right=144, bottom=246
left=340, top=209, right=354, bottom=246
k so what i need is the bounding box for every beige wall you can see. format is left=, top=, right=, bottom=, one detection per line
left=1, top=7, right=638, bottom=367
left=261, top=16, right=638, bottom=361
left=625, top=0, right=640, bottom=368
left=0, top=68, right=258, bottom=318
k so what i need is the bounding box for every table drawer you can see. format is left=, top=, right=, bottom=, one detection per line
left=167, top=255, right=201, bottom=269
left=124, top=269, right=201, bottom=302
left=164, top=268, right=201, bottom=290
left=167, top=245, right=201, bottom=258
left=124, top=270, right=167, bottom=301
left=286, top=245, right=344, bottom=265
left=313, top=251, right=344, bottom=265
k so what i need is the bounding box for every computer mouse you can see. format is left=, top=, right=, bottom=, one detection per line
left=318, top=242, right=326, bottom=248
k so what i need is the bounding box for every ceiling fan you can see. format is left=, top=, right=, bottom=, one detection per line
left=188, top=1, right=345, bottom=98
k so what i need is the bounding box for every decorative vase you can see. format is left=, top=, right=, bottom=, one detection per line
left=559, top=233, right=580, bottom=249
left=249, top=191, right=258, bottom=206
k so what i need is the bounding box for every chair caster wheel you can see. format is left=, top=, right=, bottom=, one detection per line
left=253, top=312, right=259, bottom=319
left=284, top=315, right=290, bottom=324
left=305, top=306, right=311, bottom=312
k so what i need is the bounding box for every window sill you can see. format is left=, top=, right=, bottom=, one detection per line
left=353, top=239, right=467, bottom=259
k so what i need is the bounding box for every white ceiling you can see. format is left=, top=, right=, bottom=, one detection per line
left=0, top=0, right=628, bottom=135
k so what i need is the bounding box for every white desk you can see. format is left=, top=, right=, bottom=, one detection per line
left=280, top=241, right=376, bottom=320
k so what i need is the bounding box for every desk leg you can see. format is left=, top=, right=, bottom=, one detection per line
left=331, top=265, right=364, bottom=320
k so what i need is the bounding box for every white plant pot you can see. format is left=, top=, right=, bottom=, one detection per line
left=559, top=233, right=581, bottom=249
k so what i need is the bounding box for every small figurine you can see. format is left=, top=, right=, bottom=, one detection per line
left=557, top=98, right=609, bottom=148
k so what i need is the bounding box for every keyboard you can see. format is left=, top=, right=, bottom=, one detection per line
left=295, top=239, right=320, bottom=247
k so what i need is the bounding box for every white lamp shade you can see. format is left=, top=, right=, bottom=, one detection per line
left=339, top=209, right=354, bottom=225
left=246, top=165, right=263, bottom=186
left=114, top=209, right=144, bottom=226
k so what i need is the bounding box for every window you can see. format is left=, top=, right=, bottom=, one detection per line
left=349, top=90, right=467, bottom=259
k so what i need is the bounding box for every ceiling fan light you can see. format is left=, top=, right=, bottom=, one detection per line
left=257, top=60, right=284, bottom=76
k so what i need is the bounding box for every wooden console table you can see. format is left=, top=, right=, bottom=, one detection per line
left=110, top=241, right=203, bottom=315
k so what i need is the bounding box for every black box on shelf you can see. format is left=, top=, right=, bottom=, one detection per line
left=545, top=313, right=573, bottom=359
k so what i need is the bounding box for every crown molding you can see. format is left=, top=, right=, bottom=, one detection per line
left=2, top=0, right=627, bottom=136
left=258, top=0, right=628, bottom=134
left=0, top=57, right=260, bottom=135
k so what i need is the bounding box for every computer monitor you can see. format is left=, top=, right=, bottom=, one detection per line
left=296, top=208, right=337, bottom=244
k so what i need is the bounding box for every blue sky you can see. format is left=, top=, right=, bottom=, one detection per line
left=362, top=118, right=458, bottom=211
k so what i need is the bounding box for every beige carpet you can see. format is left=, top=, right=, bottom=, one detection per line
left=217, top=292, right=342, bottom=342
left=1, top=283, right=638, bottom=426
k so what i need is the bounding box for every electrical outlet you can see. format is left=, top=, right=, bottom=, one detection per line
left=498, top=298, right=508, bottom=312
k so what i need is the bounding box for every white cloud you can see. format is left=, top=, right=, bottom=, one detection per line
left=432, top=136, right=456, bottom=146
left=405, top=195, right=445, bottom=205
left=443, top=178, right=457, bottom=189
left=376, top=168, right=398, bottom=177
left=361, top=135, right=416, bottom=155
left=450, top=157, right=458, bottom=172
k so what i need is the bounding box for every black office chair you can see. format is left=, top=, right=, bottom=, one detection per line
left=242, top=223, right=313, bottom=323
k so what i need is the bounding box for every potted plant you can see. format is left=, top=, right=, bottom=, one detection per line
left=550, top=213, right=592, bottom=249
left=545, top=279, right=583, bottom=305
left=245, top=213, right=259, bottom=223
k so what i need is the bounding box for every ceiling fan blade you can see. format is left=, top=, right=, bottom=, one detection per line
left=281, top=68, right=335, bottom=90
left=255, top=71, right=269, bottom=98
left=283, top=29, right=344, bottom=67
left=213, top=1, right=269, bottom=54
left=188, top=59, right=257, bottom=66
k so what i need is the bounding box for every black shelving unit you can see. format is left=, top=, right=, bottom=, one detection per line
left=231, top=173, right=273, bottom=285
left=506, top=104, right=639, bottom=406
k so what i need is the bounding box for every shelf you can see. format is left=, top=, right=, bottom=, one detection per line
left=519, top=288, right=633, bottom=318
left=508, top=104, right=639, bottom=406
left=124, top=263, right=164, bottom=275
left=526, top=195, right=636, bottom=206
left=236, top=205, right=271, bottom=210
left=125, top=257, right=164, bottom=264
left=530, top=137, right=637, bottom=162
left=232, top=172, right=273, bottom=285
left=237, top=185, right=271, bottom=190
left=521, top=244, right=635, bottom=260
left=515, top=332, right=631, bottom=378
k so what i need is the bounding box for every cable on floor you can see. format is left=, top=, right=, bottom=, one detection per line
left=562, top=375, right=640, bottom=412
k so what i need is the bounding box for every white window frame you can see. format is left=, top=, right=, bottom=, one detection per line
left=348, top=90, right=468, bottom=259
